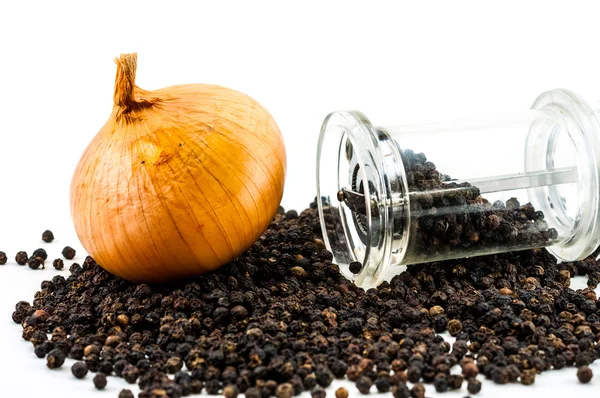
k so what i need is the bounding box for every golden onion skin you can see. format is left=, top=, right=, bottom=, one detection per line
left=70, top=53, right=286, bottom=282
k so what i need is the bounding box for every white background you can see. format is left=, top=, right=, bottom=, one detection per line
left=1, top=1, right=600, bottom=397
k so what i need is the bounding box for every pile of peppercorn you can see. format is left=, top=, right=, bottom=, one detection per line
left=11, top=204, right=600, bottom=398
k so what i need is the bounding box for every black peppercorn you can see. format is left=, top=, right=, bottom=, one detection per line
left=407, top=366, right=421, bottom=383
left=62, top=246, right=76, bottom=260
left=34, top=341, right=53, bottom=358
left=467, top=379, right=482, bottom=394
left=206, top=379, right=221, bottom=395
left=433, top=374, right=449, bottom=392
left=32, top=248, right=48, bottom=260
left=315, top=366, right=334, bottom=387
left=349, top=261, right=363, bottom=274
left=356, top=376, right=373, bottom=394
left=311, top=387, right=326, bottom=398
left=275, top=383, right=294, bottom=398
left=223, top=384, right=239, bottom=398
left=42, top=230, right=55, bottom=243
left=27, top=256, right=44, bottom=270
left=15, top=251, right=28, bottom=265
left=410, top=383, right=425, bottom=398
left=392, top=383, right=410, bottom=398
left=0, top=251, right=7, bottom=265
left=46, top=348, right=66, bottom=369
left=93, top=373, right=107, bottom=389
left=577, top=366, right=593, bottom=383
left=122, top=364, right=140, bottom=384
left=52, top=258, right=64, bottom=270
left=71, top=361, right=89, bottom=379
left=119, top=390, right=135, bottom=398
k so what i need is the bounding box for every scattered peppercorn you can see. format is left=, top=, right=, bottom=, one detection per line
left=93, top=373, right=107, bottom=389
left=447, top=319, right=463, bottom=336
left=62, top=246, right=76, bottom=260
left=15, top=251, right=28, bottom=265
left=0, top=251, right=7, bottom=265
left=433, top=374, right=449, bottom=393
left=577, top=366, right=593, bottom=383
left=520, top=370, right=536, bottom=385
left=311, top=387, right=326, bottom=398
left=223, top=384, right=239, bottom=398
left=410, top=383, right=426, bottom=398
left=46, top=348, right=65, bottom=369
left=42, top=230, right=55, bottom=243
left=335, top=387, right=349, bottom=398
left=356, top=376, right=373, bottom=394
left=349, top=261, right=362, bottom=274
left=392, top=383, right=411, bottom=398
left=119, top=390, right=135, bottom=398
left=52, top=258, right=64, bottom=270
left=32, top=248, right=48, bottom=260
left=27, top=256, right=44, bottom=270
left=71, top=361, right=89, bottom=379
left=467, top=379, right=482, bottom=394
left=275, top=383, right=294, bottom=398
left=462, top=362, right=479, bottom=379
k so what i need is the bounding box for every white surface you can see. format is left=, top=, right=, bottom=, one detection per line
left=1, top=1, right=600, bottom=397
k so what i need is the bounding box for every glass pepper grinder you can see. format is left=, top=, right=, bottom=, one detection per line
left=316, top=89, right=600, bottom=289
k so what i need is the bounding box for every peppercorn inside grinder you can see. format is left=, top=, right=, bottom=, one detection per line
left=317, top=89, right=600, bottom=289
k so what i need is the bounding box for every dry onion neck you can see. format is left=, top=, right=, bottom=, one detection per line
left=113, top=53, right=158, bottom=119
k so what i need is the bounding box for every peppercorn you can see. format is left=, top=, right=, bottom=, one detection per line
left=410, top=383, right=425, bottom=398
left=462, top=362, right=479, bottom=378
left=467, top=379, right=482, bottom=394
left=407, top=366, right=421, bottom=383
left=33, top=342, right=52, bottom=359
left=392, top=383, right=411, bottom=398
left=42, top=230, right=54, bottom=243
left=577, top=366, right=593, bottom=383
left=15, top=251, right=28, bottom=265
left=46, top=348, right=66, bottom=369
left=223, top=384, right=239, bottom=398
left=93, top=373, right=107, bottom=389
left=356, top=376, right=373, bottom=394
left=349, top=261, right=363, bottom=274
left=27, top=256, right=44, bottom=270
left=520, top=370, right=535, bottom=385
left=119, top=390, right=135, bottom=398
left=122, top=364, right=140, bottom=384
left=71, top=361, right=89, bottom=379
left=275, top=383, right=294, bottom=398
left=447, top=319, right=463, bottom=336
left=206, top=379, right=221, bottom=395
left=315, top=366, right=334, bottom=387
left=166, top=356, right=183, bottom=373
left=433, top=374, right=449, bottom=392
left=191, top=380, right=204, bottom=394
left=448, top=374, right=464, bottom=390
left=52, top=258, right=64, bottom=270
left=311, top=387, right=326, bottom=398
left=335, top=387, right=349, bottom=398
left=0, top=251, right=7, bottom=265
left=303, top=373, right=317, bottom=390
left=62, top=246, right=76, bottom=260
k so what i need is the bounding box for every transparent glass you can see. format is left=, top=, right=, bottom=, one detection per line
left=317, top=89, right=600, bottom=289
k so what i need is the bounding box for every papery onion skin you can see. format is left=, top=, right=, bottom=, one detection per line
left=70, top=53, right=286, bottom=282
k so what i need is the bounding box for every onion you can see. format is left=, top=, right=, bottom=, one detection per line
left=70, top=53, right=286, bottom=282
